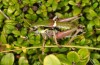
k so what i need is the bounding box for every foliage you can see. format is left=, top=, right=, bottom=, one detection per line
left=0, top=0, right=100, bottom=65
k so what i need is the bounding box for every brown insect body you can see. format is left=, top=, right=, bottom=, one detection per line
left=56, top=28, right=77, bottom=39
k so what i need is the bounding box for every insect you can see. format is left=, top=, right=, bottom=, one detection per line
left=31, top=14, right=84, bottom=54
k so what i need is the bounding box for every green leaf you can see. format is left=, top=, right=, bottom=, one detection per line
left=78, top=49, right=90, bottom=64
left=75, top=0, right=81, bottom=3
left=93, top=2, right=98, bottom=9
left=43, top=54, right=61, bottom=65
left=94, top=18, right=100, bottom=27
left=51, top=47, right=59, bottom=52
left=80, top=38, right=86, bottom=45
left=21, top=28, right=27, bottom=36
left=5, top=19, right=15, bottom=23
left=77, top=62, right=86, bottom=65
left=28, top=8, right=34, bottom=14
left=92, top=59, right=100, bottom=65
left=97, top=35, right=100, bottom=42
left=34, top=34, right=41, bottom=44
left=4, top=24, right=15, bottom=30
left=22, top=0, right=30, bottom=4
left=87, top=21, right=94, bottom=32
left=82, top=0, right=90, bottom=4
left=29, top=0, right=37, bottom=6
left=89, top=8, right=97, bottom=17
left=7, top=35, right=14, bottom=43
left=73, top=7, right=81, bottom=16
left=64, top=6, right=69, bottom=11
left=55, top=12, right=63, bottom=18
left=7, top=6, right=16, bottom=15
left=14, top=10, right=21, bottom=16
left=19, top=56, right=29, bottom=65
left=78, top=48, right=90, bottom=59
left=56, top=54, right=70, bottom=64
left=17, top=38, right=24, bottom=44
left=2, top=0, right=9, bottom=6
left=52, top=1, right=58, bottom=11
left=86, top=14, right=93, bottom=20
left=47, top=7, right=52, bottom=12
left=12, top=30, right=20, bottom=37
left=96, top=28, right=100, bottom=34
left=67, top=51, right=80, bottom=63
left=25, top=14, right=37, bottom=21
left=43, top=11, right=47, bottom=17
left=91, top=53, right=100, bottom=59
left=46, top=0, right=53, bottom=7
left=11, top=0, right=18, bottom=4
left=1, top=31, right=7, bottom=44
left=36, top=10, right=42, bottom=14
left=0, top=11, right=5, bottom=20
left=68, top=1, right=76, bottom=5
left=83, top=7, right=90, bottom=13
left=1, top=53, right=14, bottom=65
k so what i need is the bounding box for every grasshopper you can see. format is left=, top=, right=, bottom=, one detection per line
left=31, top=14, right=84, bottom=54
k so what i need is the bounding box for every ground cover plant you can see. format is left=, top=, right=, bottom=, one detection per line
left=0, top=0, right=100, bottom=65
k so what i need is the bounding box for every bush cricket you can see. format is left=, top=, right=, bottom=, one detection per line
left=31, top=14, right=84, bottom=54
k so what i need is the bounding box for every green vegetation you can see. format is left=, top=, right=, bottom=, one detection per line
left=0, top=0, right=100, bottom=65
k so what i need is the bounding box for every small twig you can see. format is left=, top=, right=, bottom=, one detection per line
left=0, top=9, right=9, bottom=19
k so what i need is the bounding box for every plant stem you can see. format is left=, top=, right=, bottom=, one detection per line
left=0, top=9, right=9, bottom=19
left=0, top=45, right=100, bottom=53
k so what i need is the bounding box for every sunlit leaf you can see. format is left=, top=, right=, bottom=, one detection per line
left=87, top=21, right=94, bottom=32
left=12, top=30, right=20, bottom=37
left=52, top=1, right=58, bottom=11
left=46, top=0, right=53, bottom=7
left=97, top=35, right=100, bottom=42
left=80, top=38, right=86, bottom=45
left=78, top=48, right=90, bottom=59
left=55, top=12, right=63, bottom=18
left=1, top=31, right=7, bottom=44
left=1, top=53, right=14, bottom=65
left=68, top=1, right=76, bottom=5
left=19, top=56, right=29, bottom=65
left=73, top=7, right=81, bottom=16
left=94, top=18, right=100, bottom=27
left=7, top=6, right=15, bottom=15
left=43, top=54, right=61, bottom=65
left=89, top=8, right=97, bottom=17
left=82, top=0, right=90, bottom=4
left=93, top=2, right=98, bottom=9
left=67, top=51, right=80, bottom=63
